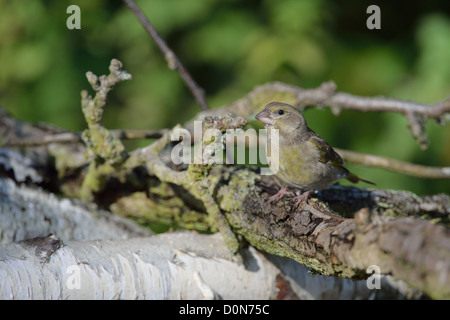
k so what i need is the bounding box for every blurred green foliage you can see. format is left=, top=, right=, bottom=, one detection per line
left=0, top=0, right=449, bottom=195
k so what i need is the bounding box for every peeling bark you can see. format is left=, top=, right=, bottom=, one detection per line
left=0, top=232, right=420, bottom=300
left=218, top=171, right=450, bottom=299
left=0, top=233, right=278, bottom=299
left=1, top=101, right=449, bottom=299
left=0, top=177, right=151, bottom=244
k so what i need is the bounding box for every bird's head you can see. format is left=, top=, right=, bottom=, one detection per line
left=256, top=102, right=308, bottom=136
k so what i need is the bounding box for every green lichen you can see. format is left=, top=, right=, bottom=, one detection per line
left=110, top=191, right=212, bottom=232
left=217, top=168, right=259, bottom=212
left=78, top=60, right=131, bottom=201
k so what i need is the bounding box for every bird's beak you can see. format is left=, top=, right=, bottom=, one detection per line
left=255, top=109, right=275, bottom=125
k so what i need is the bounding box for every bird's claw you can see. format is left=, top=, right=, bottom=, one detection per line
left=267, top=187, right=314, bottom=209
left=268, top=187, right=291, bottom=203
left=293, top=190, right=314, bottom=208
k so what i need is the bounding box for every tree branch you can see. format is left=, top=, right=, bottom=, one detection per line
left=335, top=148, right=450, bottom=179
left=2, top=107, right=448, bottom=180
left=79, top=59, right=131, bottom=201
left=0, top=177, right=152, bottom=244
left=0, top=230, right=420, bottom=300
left=218, top=172, right=450, bottom=299
left=248, top=81, right=450, bottom=119
left=207, top=81, right=449, bottom=150
left=2, top=129, right=168, bottom=146
left=122, top=0, right=209, bottom=111
left=2, top=61, right=449, bottom=299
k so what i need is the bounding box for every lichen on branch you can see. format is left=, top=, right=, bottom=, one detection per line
left=5, top=57, right=448, bottom=298
left=79, top=59, right=131, bottom=201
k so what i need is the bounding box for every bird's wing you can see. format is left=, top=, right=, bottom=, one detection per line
left=309, top=133, right=345, bottom=167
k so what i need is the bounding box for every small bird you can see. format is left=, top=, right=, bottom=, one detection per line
left=256, top=102, right=374, bottom=206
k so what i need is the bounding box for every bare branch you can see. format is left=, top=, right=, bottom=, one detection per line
left=335, top=148, right=450, bottom=179
left=2, top=129, right=168, bottom=147
left=211, top=81, right=449, bottom=149
left=4, top=124, right=448, bottom=180
left=250, top=81, right=450, bottom=119
left=255, top=133, right=450, bottom=179
left=122, top=0, right=209, bottom=111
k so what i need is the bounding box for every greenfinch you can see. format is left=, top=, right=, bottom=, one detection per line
left=256, top=102, right=374, bottom=205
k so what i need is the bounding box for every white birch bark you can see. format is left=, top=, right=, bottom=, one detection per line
left=0, top=177, right=420, bottom=300
left=0, top=177, right=151, bottom=244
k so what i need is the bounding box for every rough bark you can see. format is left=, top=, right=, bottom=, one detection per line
left=217, top=170, right=450, bottom=299
left=1, top=90, right=449, bottom=299
left=0, top=231, right=419, bottom=300
left=0, top=232, right=276, bottom=299
left=0, top=177, right=152, bottom=244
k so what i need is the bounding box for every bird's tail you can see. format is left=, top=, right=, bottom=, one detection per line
left=346, top=173, right=375, bottom=185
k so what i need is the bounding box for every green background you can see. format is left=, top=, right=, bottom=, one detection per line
left=0, top=0, right=449, bottom=195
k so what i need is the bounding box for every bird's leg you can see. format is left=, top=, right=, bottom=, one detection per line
left=268, top=186, right=293, bottom=203
left=293, top=190, right=314, bottom=208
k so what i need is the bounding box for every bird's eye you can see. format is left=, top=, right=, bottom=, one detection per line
left=277, top=109, right=285, bottom=115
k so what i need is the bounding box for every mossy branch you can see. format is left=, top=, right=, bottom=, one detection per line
left=217, top=171, right=450, bottom=299
left=136, top=125, right=240, bottom=252
left=2, top=60, right=449, bottom=298
left=79, top=59, right=131, bottom=201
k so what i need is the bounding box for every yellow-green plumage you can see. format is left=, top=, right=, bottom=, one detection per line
left=256, top=102, right=374, bottom=202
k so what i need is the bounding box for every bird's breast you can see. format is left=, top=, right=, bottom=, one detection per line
left=268, top=138, right=339, bottom=190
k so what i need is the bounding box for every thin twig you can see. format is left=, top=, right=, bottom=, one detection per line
left=331, top=92, right=450, bottom=118
left=335, top=148, right=450, bottom=179
left=3, top=132, right=83, bottom=146
left=210, top=81, right=449, bottom=150
left=254, top=133, right=450, bottom=179
left=3, top=129, right=169, bottom=147
left=253, top=81, right=450, bottom=118
left=122, top=0, right=209, bottom=111
left=4, top=127, right=448, bottom=179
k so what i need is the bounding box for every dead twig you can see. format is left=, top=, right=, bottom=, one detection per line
left=122, top=0, right=209, bottom=111
left=2, top=129, right=169, bottom=146
left=3, top=124, right=448, bottom=180
left=251, top=81, right=450, bottom=119
left=215, top=81, right=450, bottom=150
left=335, top=148, right=450, bottom=179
